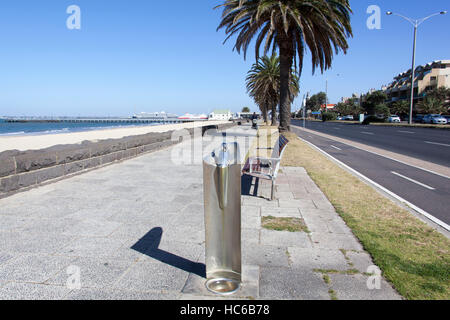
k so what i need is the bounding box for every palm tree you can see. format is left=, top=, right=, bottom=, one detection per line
left=418, top=97, right=446, bottom=115
left=217, top=0, right=353, bottom=132
left=246, top=54, right=299, bottom=126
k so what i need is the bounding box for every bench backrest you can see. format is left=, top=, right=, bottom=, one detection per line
left=271, top=135, right=289, bottom=159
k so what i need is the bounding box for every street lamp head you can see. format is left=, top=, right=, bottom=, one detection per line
left=440, top=11, right=447, bottom=15
left=386, top=11, right=393, bottom=15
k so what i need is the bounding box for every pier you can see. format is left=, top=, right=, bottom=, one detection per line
left=1, top=117, right=206, bottom=124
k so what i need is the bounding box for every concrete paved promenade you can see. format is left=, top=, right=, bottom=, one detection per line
left=0, top=130, right=401, bottom=300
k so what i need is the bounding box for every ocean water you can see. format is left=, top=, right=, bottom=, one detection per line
left=0, top=119, right=161, bottom=136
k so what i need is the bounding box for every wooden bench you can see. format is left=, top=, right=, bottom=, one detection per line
left=242, top=135, right=290, bottom=200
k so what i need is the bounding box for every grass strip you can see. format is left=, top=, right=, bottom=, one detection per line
left=281, top=132, right=450, bottom=300
left=262, top=216, right=309, bottom=233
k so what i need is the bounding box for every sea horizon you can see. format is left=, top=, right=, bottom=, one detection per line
left=0, top=119, right=163, bottom=137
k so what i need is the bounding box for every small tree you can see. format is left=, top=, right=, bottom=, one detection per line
left=306, top=92, right=327, bottom=112
left=242, top=107, right=251, bottom=113
left=362, top=91, right=387, bottom=115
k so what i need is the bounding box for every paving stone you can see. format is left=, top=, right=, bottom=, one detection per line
left=0, top=252, right=15, bottom=266
left=310, top=233, right=363, bottom=251
left=46, top=257, right=134, bottom=289
left=242, top=197, right=279, bottom=207
left=242, top=206, right=260, bottom=217
left=0, top=216, right=32, bottom=232
left=62, top=219, right=122, bottom=237
left=300, top=208, right=341, bottom=220
left=0, top=232, right=75, bottom=255
left=113, top=260, right=191, bottom=292
left=243, top=245, right=290, bottom=267
left=259, top=266, right=329, bottom=300
left=0, top=282, right=72, bottom=300
left=55, top=237, right=127, bottom=258
left=260, top=207, right=301, bottom=218
left=0, top=254, right=75, bottom=283
left=288, top=247, right=349, bottom=271
left=260, top=229, right=312, bottom=248
left=242, top=228, right=260, bottom=244
left=346, top=251, right=375, bottom=273
left=242, top=214, right=261, bottom=229
left=329, top=274, right=401, bottom=300
left=66, top=288, right=180, bottom=300
left=279, top=199, right=317, bottom=210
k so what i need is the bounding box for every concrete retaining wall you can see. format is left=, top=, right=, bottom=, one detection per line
left=0, top=123, right=235, bottom=198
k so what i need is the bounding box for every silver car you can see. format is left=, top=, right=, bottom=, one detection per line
left=422, top=114, right=448, bottom=124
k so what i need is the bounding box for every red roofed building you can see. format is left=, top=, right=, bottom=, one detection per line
left=320, top=104, right=336, bottom=110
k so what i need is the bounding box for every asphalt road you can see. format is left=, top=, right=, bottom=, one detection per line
left=291, top=121, right=450, bottom=227
left=292, top=120, right=450, bottom=167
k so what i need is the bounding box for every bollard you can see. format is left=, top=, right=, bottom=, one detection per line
left=203, top=140, right=241, bottom=295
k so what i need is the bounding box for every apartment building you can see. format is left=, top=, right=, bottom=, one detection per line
left=383, top=60, right=450, bottom=105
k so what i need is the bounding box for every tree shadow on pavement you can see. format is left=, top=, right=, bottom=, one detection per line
left=131, top=227, right=206, bottom=278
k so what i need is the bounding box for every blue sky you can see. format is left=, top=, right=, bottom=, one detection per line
left=0, top=0, right=448, bottom=117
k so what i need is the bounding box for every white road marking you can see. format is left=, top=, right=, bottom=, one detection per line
left=330, top=145, right=342, bottom=151
left=333, top=128, right=341, bottom=130
left=292, top=124, right=450, bottom=180
left=297, top=136, right=450, bottom=231
left=398, top=131, right=415, bottom=134
left=361, top=132, right=374, bottom=135
left=391, top=172, right=435, bottom=190
left=425, top=141, right=450, bottom=147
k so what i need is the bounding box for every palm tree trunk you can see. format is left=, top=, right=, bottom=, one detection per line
left=271, top=101, right=277, bottom=126
left=262, top=105, right=268, bottom=124
left=279, top=40, right=294, bottom=132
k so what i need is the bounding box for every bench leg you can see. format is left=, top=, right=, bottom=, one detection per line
left=271, top=179, right=275, bottom=201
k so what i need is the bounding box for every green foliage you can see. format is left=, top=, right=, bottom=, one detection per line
left=374, top=103, right=390, bottom=118
left=246, top=54, right=299, bottom=124
left=242, top=107, right=251, bottom=113
left=216, top=0, right=353, bottom=131
left=335, top=98, right=362, bottom=116
left=322, top=112, right=337, bottom=122
left=426, top=86, right=450, bottom=107
left=389, top=100, right=410, bottom=115
left=418, top=97, right=446, bottom=114
left=306, top=92, right=327, bottom=112
left=362, top=90, right=388, bottom=115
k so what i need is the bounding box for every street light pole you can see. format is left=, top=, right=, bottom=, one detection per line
left=410, top=24, right=417, bottom=125
left=386, top=10, right=447, bottom=125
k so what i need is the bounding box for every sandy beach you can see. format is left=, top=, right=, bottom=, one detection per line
left=0, top=121, right=229, bottom=153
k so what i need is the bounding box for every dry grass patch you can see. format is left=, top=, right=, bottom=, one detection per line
left=262, top=216, right=309, bottom=233
left=281, top=132, right=450, bottom=300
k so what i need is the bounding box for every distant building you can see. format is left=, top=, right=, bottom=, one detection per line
left=320, top=104, right=336, bottom=110
left=383, top=60, right=450, bottom=105
left=178, top=113, right=208, bottom=121
left=209, top=109, right=233, bottom=121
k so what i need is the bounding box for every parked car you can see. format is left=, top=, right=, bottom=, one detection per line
left=336, top=116, right=343, bottom=121
left=413, top=114, right=425, bottom=123
left=342, top=115, right=354, bottom=121
left=388, top=115, right=401, bottom=123
left=422, top=114, right=448, bottom=125
left=442, top=115, right=450, bottom=124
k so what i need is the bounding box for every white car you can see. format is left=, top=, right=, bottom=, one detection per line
left=388, top=115, right=401, bottom=123
left=423, top=114, right=448, bottom=124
